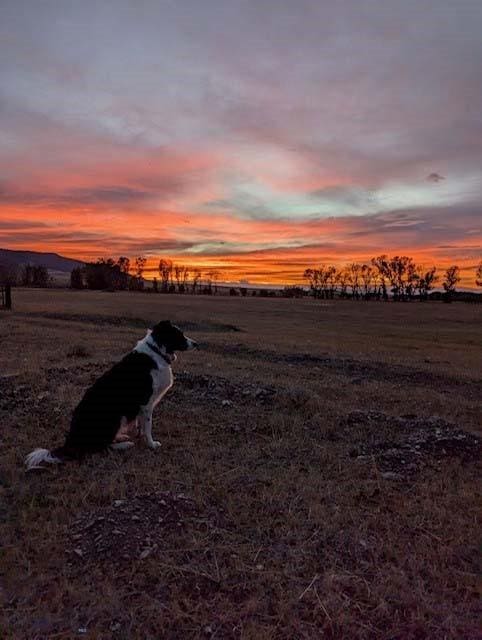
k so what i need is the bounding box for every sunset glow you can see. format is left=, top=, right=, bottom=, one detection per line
left=1, top=1, right=481, bottom=287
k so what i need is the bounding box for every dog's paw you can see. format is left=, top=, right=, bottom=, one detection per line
left=148, top=441, right=162, bottom=450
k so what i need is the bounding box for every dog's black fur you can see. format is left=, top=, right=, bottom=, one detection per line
left=25, top=321, right=194, bottom=466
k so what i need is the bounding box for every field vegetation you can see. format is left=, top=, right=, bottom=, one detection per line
left=1, top=289, right=481, bottom=639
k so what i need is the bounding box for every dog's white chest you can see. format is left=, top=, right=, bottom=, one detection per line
left=150, top=365, right=173, bottom=406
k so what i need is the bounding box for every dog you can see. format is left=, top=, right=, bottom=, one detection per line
left=25, top=320, right=197, bottom=470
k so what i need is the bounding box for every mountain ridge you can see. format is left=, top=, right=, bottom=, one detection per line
left=0, top=248, right=85, bottom=272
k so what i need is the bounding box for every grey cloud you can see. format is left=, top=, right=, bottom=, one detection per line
left=427, top=173, right=446, bottom=183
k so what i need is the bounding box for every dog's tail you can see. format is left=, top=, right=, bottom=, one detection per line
left=24, top=446, right=71, bottom=471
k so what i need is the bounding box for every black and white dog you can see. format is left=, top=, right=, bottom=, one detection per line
left=25, top=321, right=197, bottom=470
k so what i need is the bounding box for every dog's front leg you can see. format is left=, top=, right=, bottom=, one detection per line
left=139, top=407, right=161, bottom=450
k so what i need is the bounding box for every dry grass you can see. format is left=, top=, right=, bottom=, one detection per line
left=1, top=289, right=481, bottom=639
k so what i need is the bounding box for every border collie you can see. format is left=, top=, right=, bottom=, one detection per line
left=25, top=321, right=197, bottom=470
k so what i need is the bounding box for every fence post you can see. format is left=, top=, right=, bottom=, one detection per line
left=5, top=285, right=12, bottom=310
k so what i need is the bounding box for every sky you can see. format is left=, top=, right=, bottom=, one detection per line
left=1, top=0, right=481, bottom=286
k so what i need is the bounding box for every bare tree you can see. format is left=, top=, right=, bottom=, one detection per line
left=180, top=266, right=189, bottom=293
left=70, top=267, right=84, bottom=289
left=116, top=256, right=130, bottom=290
left=360, top=264, right=373, bottom=299
left=417, top=266, right=438, bottom=301
left=191, top=268, right=202, bottom=294
left=135, top=256, right=146, bottom=279
left=347, top=263, right=362, bottom=299
left=20, top=264, right=49, bottom=287
left=476, top=261, right=482, bottom=288
left=204, top=270, right=220, bottom=294
left=337, top=266, right=349, bottom=298
left=158, top=259, right=172, bottom=292
left=371, top=255, right=390, bottom=300
left=304, top=265, right=337, bottom=299
left=212, top=270, right=220, bottom=294
left=303, top=268, right=319, bottom=298
left=442, top=265, right=460, bottom=302
left=0, top=263, right=18, bottom=285
left=372, top=255, right=418, bottom=301
left=327, top=266, right=338, bottom=299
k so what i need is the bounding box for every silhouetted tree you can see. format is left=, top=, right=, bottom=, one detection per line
left=337, top=267, right=349, bottom=298
left=371, top=255, right=418, bottom=301
left=347, top=263, right=362, bottom=299
left=303, top=268, right=318, bottom=298
left=158, top=259, right=173, bottom=292
left=180, top=266, right=189, bottom=293
left=20, top=263, right=49, bottom=287
left=191, top=268, right=202, bottom=294
left=417, top=267, right=438, bottom=301
left=174, top=264, right=182, bottom=291
left=282, top=286, right=304, bottom=298
left=85, top=258, right=118, bottom=290
left=442, top=265, right=460, bottom=302
left=135, top=256, right=146, bottom=279
left=371, top=256, right=389, bottom=300
left=70, top=267, right=84, bottom=289
left=360, top=264, right=374, bottom=299
left=304, top=264, right=336, bottom=299
left=476, top=261, right=482, bottom=288
left=0, top=263, right=18, bottom=285
left=130, top=256, right=146, bottom=291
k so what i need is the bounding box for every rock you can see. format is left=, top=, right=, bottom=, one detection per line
left=73, top=548, right=83, bottom=558
left=381, top=472, right=403, bottom=481
left=221, top=399, right=233, bottom=407
left=113, top=500, right=124, bottom=507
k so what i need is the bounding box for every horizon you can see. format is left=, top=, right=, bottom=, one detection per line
left=1, top=1, right=481, bottom=287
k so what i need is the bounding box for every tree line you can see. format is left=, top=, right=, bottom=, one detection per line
left=0, top=263, right=50, bottom=287
left=304, top=256, right=482, bottom=302
left=70, top=257, right=223, bottom=294
left=1, top=255, right=481, bottom=301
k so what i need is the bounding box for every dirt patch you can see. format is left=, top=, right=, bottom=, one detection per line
left=342, top=411, right=481, bottom=478
left=15, top=311, right=242, bottom=333
left=173, top=371, right=276, bottom=406
left=0, top=366, right=276, bottom=426
left=210, top=343, right=482, bottom=399
left=68, top=492, right=202, bottom=564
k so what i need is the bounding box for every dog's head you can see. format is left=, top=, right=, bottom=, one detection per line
left=151, top=320, right=198, bottom=354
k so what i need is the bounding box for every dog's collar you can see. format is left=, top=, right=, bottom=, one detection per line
left=145, top=340, right=174, bottom=365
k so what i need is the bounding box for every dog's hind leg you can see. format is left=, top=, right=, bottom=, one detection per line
left=139, top=407, right=161, bottom=450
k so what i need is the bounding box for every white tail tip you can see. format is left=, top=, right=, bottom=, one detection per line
left=25, top=448, right=61, bottom=470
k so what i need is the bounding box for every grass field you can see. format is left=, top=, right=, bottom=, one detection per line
left=1, top=289, right=481, bottom=639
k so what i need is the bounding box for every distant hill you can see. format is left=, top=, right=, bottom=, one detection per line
left=0, top=248, right=84, bottom=272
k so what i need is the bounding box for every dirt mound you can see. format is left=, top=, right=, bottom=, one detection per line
left=68, top=492, right=200, bottom=563
left=173, top=371, right=276, bottom=406
left=344, top=411, right=481, bottom=479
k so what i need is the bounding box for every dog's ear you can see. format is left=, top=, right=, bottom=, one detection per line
left=151, top=320, right=172, bottom=346
left=152, top=320, right=172, bottom=331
